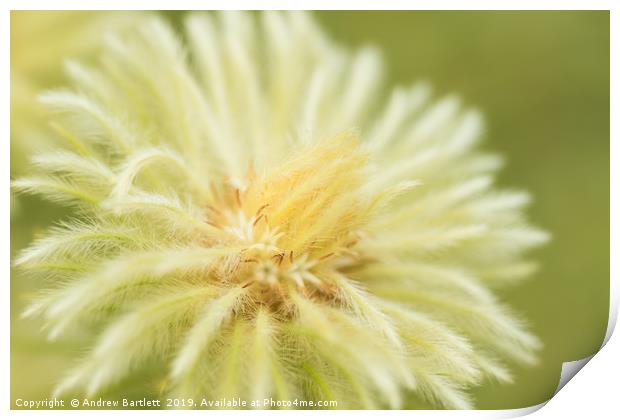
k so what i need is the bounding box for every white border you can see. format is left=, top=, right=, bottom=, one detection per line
left=3, top=2, right=616, bottom=419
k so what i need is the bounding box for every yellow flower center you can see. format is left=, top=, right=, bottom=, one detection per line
left=206, top=132, right=371, bottom=309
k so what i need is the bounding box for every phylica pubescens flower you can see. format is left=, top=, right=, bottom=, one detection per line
left=13, top=12, right=549, bottom=409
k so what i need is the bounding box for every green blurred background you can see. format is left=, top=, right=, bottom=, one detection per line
left=11, top=11, right=610, bottom=409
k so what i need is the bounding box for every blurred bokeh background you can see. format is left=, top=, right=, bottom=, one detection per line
left=10, top=10, right=610, bottom=409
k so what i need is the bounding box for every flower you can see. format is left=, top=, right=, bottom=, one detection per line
left=13, top=11, right=549, bottom=409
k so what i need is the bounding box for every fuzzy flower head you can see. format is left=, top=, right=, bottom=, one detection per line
left=14, top=12, right=548, bottom=409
